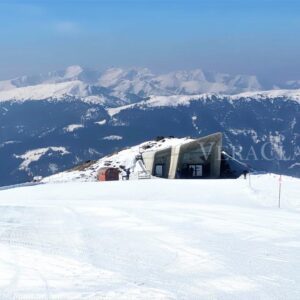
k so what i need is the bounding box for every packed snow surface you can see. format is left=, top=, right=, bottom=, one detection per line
left=0, top=174, right=299, bottom=299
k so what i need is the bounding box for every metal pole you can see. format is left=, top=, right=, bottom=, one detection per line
left=278, top=174, right=282, bottom=208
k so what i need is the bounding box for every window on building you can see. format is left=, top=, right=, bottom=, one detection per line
left=188, top=164, right=203, bottom=177
left=155, top=164, right=164, bottom=177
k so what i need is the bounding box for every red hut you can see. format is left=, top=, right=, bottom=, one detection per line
left=97, top=167, right=120, bottom=181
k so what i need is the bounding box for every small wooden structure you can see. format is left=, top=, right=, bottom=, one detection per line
left=97, top=167, right=119, bottom=181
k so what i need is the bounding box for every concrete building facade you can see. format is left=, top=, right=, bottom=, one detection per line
left=142, top=132, right=222, bottom=179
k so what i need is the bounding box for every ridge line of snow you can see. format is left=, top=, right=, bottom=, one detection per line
left=0, top=80, right=88, bottom=102
left=107, top=89, right=300, bottom=117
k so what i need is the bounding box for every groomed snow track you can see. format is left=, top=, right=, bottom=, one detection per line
left=0, top=175, right=299, bottom=299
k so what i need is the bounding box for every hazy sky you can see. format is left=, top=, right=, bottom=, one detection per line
left=0, top=0, right=300, bottom=84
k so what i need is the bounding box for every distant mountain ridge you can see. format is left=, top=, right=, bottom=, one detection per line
left=0, top=65, right=263, bottom=98
left=1, top=92, right=299, bottom=186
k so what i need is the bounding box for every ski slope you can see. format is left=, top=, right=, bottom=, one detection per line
left=0, top=174, right=300, bottom=299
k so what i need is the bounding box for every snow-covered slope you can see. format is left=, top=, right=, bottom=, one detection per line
left=0, top=175, right=299, bottom=299
left=108, top=89, right=300, bottom=117
left=0, top=80, right=90, bottom=102
left=231, top=89, right=300, bottom=102
left=14, top=147, right=70, bottom=171
left=43, top=137, right=192, bottom=183
left=0, top=79, right=134, bottom=106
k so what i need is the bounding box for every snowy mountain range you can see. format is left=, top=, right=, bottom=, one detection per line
left=2, top=65, right=300, bottom=104
left=0, top=65, right=263, bottom=100
left=0, top=66, right=299, bottom=186
left=2, top=65, right=300, bottom=99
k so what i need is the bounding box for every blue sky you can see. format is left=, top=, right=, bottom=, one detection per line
left=0, top=0, right=300, bottom=84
